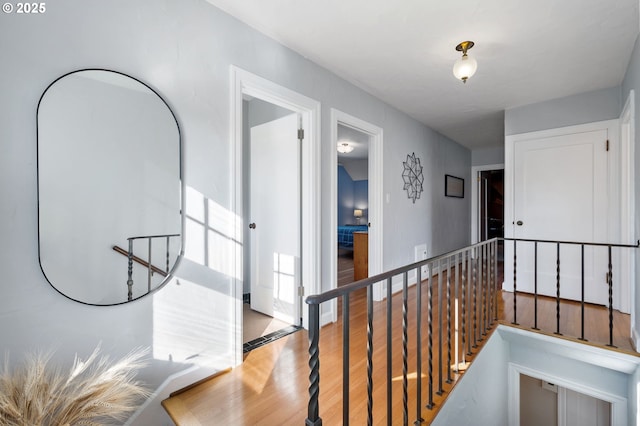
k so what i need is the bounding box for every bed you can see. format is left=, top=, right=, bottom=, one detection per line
left=337, top=225, right=368, bottom=249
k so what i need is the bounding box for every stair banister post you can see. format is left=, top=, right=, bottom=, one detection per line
left=127, top=239, right=134, bottom=301
left=306, top=302, right=322, bottom=426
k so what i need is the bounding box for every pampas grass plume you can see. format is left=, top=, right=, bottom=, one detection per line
left=0, top=345, right=150, bottom=425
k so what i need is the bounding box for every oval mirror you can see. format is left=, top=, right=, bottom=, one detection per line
left=37, top=69, right=183, bottom=305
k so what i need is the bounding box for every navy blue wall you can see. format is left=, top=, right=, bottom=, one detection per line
left=338, top=165, right=368, bottom=225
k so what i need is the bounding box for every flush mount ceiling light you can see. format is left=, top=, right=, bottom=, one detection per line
left=452, top=40, right=478, bottom=83
left=337, top=142, right=354, bottom=153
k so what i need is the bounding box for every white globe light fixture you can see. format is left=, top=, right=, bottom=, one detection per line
left=452, top=41, right=477, bottom=83
left=337, top=142, right=354, bottom=153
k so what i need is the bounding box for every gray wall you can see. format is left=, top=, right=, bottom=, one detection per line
left=621, top=33, right=640, bottom=350
left=431, top=329, right=510, bottom=426
left=471, top=145, right=505, bottom=166
left=505, top=86, right=621, bottom=136
left=0, top=0, right=471, bottom=423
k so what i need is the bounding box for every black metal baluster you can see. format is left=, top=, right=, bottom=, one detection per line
left=343, top=293, right=350, bottom=425
left=480, top=245, right=486, bottom=338
left=306, top=303, right=321, bottom=426
left=166, top=235, right=170, bottom=273
left=427, top=266, right=434, bottom=409
left=437, top=259, right=444, bottom=395
left=402, top=272, right=409, bottom=426
left=579, top=245, right=586, bottom=341
left=367, top=286, right=374, bottom=426
left=477, top=246, right=483, bottom=339
left=453, top=253, right=459, bottom=371
left=555, top=243, right=562, bottom=336
left=607, top=246, right=615, bottom=348
left=512, top=240, right=518, bottom=325
left=461, top=250, right=468, bottom=360
left=387, top=277, right=393, bottom=425
left=494, top=240, right=498, bottom=322
left=472, top=249, right=478, bottom=348
left=446, top=258, right=452, bottom=384
left=127, top=239, right=134, bottom=301
left=147, top=238, right=152, bottom=293
left=533, top=242, right=539, bottom=331
left=487, top=244, right=493, bottom=328
left=415, top=266, right=424, bottom=425
left=466, top=251, right=472, bottom=356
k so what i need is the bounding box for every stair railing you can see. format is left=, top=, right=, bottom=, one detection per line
left=504, top=237, right=640, bottom=347
left=113, top=233, right=179, bottom=301
left=305, top=238, right=498, bottom=425
left=305, top=236, right=639, bottom=424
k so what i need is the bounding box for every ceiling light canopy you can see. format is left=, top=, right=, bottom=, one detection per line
left=337, top=142, right=354, bottom=153
left=452, top=40, right=477, bottom=83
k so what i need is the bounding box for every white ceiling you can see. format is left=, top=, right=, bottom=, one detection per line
left=206, top=0, right=639, bottom=150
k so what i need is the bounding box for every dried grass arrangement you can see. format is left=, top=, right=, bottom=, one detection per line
left=0, top=345, right=150, bottom=425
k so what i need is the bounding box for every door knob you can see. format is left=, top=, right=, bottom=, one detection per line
left=249, top=223, right=256, bottom=229
left=516, top=220, right=523, bottom=226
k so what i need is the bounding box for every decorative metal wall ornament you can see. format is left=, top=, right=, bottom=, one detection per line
left=402, top=152, right=424, bottom=203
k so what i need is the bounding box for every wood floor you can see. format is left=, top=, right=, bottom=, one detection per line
left=163, top=262, right=636, bottom=426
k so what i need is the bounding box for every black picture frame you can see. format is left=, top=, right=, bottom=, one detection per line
left=445, top=174, right=464, bottom=198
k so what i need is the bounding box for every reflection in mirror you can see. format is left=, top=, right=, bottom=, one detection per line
left=37, top=69, right=183, bottom=305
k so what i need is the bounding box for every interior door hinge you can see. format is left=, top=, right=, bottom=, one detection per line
left=298, top=285, right=304, bottom=297
left=298, top=128, right=304, bottom=140
left=606, top=139, right=609, bottom=151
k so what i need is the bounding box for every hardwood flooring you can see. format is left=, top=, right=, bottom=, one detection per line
left=163, top=262, right=636, bottom=426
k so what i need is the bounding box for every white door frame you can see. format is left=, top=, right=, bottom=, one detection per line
left=470, top=163, right=504, bottom=244
left=620, top=90, right=636, bottom=347
left=328, top=108, right=384, bottom=324
left=508, top=363, right=625, bottom=426
left=231, top=66, right=321, bottom=365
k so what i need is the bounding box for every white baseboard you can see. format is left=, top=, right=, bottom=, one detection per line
left=389, top=262, right=446, bottom=294
left=321, top=308, right=335, bottom=327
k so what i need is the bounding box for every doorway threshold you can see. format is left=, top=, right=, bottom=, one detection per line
left=243, top=325, right=302, bottom=353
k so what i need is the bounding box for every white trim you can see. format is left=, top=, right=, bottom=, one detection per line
left=557, top=386, right=567, bottom=426
left=620, top=89, right=636, bottom=335
left=632, top=325, right=640, bottom=352
left=329, top=109, right=384, bottom=321
left=230, top=66, right=321, bottom=365
left=508, top=362, right=626, bottom=426
left=470, top=163, right=504, bottom=244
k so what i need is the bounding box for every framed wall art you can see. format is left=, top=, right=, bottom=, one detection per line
left=445, top=174, right=464, bottom=198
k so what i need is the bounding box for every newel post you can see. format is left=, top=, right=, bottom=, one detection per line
left=306, top=302, right=322, bottom=426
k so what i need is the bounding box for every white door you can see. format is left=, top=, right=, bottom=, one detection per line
left=511, top=129, right=609, bottom=305
left=560, top=388, right=611, bottom=426
left=249, top=113, right=301, bottom=325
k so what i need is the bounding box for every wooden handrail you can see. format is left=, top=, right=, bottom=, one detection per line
left=112, top=245, right=168, bottom=277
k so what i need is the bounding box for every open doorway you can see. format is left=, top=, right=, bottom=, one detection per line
left=242, top=97, right=301, bottom=352
left=478, top=168, right=503, bottom=260
left=336, top=124, right=369, bottom=287
left=478, top=169, right=504, bottom=239
left=328, top=108, right=383, bottom=323
left=231, top=67, right=321, bottom=363
left=471, top=164, right=504, bottom=260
